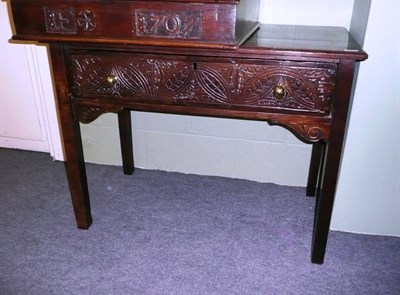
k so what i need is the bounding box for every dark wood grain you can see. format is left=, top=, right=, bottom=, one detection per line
left=311, top=59, right=357, bottom=264
left=48, top=43, right=92, bottom=229
left=118, top=110, right=134, bottom=175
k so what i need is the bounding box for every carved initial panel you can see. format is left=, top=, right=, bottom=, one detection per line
left=69, top=52, right=337, bottom=115
left=43, top=7, right=99, bottom=34
left=44, top=7, right=77, bottom=34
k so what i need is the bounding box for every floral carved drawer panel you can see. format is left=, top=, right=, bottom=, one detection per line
left=68, top=51, right=337, bottom=115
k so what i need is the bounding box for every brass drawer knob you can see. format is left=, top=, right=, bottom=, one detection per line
left=106, top=75, right=118, bottom=86
left=273, top=85, right=286, bottom=100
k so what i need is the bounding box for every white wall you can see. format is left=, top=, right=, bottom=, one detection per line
left=259, top=0, right=353, bottom=27
left=331, top=0, right=400, bottom=236
left=0, top=1, right=62, bottom=159
left=1, top=2, right=48, bottom=152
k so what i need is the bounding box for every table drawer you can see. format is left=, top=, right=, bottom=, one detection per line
left=68, top=51, right=337, bottom=115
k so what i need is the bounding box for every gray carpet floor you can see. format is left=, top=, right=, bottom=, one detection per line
left=0, top=148, right=399, bottom=294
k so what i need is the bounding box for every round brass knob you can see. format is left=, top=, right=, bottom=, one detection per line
left=106, top=75, right=118, bottom=86
left=273, top=85, right=286, bottom=100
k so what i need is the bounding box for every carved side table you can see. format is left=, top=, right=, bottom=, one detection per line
left=8, top=0, right=367, bottom=264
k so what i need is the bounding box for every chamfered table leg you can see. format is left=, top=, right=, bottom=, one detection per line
left=118, top=110, right=134, bottom=175
left=311, top=142, right=341, bottom=264
left=62, top=119, right=92, bottom=229
left=306, top=142, right=326, bottom=197
left=310, top=59, right=356, bottom=264
left=49, top=44, right=92, bottom=229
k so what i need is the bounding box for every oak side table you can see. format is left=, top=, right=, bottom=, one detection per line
left=8, top=0, right=367, bottom=264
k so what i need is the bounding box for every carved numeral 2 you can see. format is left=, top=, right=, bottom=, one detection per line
left=135, top=10, right=202, bottom=39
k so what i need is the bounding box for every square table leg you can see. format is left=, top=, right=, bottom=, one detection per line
left=310, top=59, right=356, bottom=263
left=118, top=110, right=134, bottom=175
left=49, top=44, right=92, bottom=229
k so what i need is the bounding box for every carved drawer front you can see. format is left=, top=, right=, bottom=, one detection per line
left=68, top=51, right=337, bottom=115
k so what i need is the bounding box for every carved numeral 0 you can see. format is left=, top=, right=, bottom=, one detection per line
left=164, top=16, right=180, bottom=33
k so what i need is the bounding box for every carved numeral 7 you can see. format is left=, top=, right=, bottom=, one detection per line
left=149, top=15, right=166, bottom=34
left=181, top=16, right=198, bottom=34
